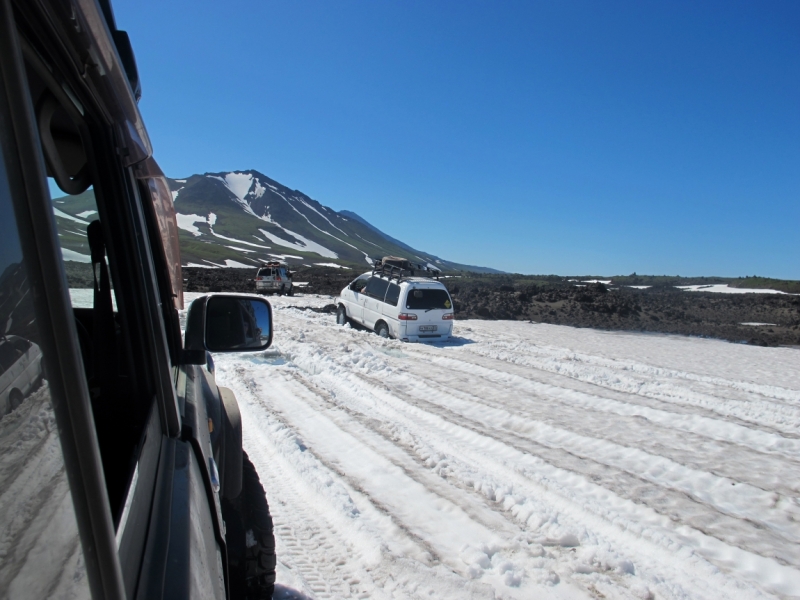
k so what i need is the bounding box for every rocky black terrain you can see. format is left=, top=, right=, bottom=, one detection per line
left=180, top=267, right=800, bottom=348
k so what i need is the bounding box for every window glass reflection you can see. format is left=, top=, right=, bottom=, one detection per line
left=0, top=146, right=89, bottom=597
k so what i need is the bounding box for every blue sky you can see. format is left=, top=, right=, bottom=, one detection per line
left=114, top=0, right=799, bottom=278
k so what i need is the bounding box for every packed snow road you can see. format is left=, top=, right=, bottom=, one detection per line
left=195, top=293, right=800, bottom=600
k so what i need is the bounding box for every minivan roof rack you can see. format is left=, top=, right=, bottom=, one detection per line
left=370, top=256, right=440, bottom=282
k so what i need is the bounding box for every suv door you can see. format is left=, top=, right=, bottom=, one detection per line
left=2, top=2, right=230, bottom=597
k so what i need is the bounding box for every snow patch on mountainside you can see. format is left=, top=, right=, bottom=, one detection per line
left=205, top=212, right=271, bottom=250
left=176, top=213, right=206, bottom=236
left=251, top=178, right=266, bottom=199
left=207, top=174, right=262, bottom=219
left=224, top=172, right=255, bottom=201
left=223, top=259, right=254, bottom=268
left=259, top=227, right=337, bottom=259
left=53, top=208, right=89, bottom=225
left=61, top=248, right=91, bottom=263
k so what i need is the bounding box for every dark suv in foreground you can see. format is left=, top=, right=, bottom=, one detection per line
left=1, top=0, right=276, bottom=598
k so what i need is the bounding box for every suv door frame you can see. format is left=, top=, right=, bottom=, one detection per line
left=0, top=3, right=125, bottom=597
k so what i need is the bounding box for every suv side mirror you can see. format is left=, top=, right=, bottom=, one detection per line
left=184, top=295, right=273, bottom=362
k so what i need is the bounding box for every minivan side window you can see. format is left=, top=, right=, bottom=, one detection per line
left=385, top=283, right=401, bottom=306
left=364, top=277, right=390, bottom=301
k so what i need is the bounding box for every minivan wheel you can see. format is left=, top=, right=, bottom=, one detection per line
left=336, top=305, right=348, bottom=326
left=225, top=452, right=276, bottom=600
left=287, top=285, right=294, bottom=296
left=375, top=322, right=390, bottom=339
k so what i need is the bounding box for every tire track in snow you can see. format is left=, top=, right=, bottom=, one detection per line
left=226, top=362, right=522, bottom=600
left=286, top=342, right=800, bottom=573
left=238, top=391, right=375, bottom=599
left=458, top=339, right=800, bottom=436
left=461, top=325, right=800, bottom=404
left=278, top=364, right=681, bottom=600
left=409, top=344, right=800, bottom=459
left=238, top=365, right=577, bottom=599
left=260, top=338, right=791, bottom=598
left=281, top=310, right=800, bottom=576
left=369, top=372, right=800, bottom=568
left=384, top=351, right=800, bottom=498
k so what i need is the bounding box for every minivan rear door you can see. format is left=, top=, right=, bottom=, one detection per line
left=403, top=286, right=453, bottom=336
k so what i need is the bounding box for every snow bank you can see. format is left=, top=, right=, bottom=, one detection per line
left=677, top=284, right=791, bottom=295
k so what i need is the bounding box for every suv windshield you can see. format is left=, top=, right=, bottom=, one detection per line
left=406, top=288, right=452, bottom=310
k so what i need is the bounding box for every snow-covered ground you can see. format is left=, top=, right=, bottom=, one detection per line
left=189, top=293, right=800, bottom=600
left=676, top=284, right=792, bottom=295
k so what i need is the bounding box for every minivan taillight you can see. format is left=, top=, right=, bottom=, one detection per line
left=442, top=313, right=454, bottom=320
left=398, top=313, right=418, bottom=320
left=256, top=277, right=262, bottom=281
left=275, top=276, right=281, bottom=281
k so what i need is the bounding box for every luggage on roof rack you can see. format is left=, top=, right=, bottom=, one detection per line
left=371, top=256, right=440, bottom=281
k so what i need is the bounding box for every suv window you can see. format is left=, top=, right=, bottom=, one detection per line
left=0, top=130, right=90, bottom=596
left=349, top=277, right=368, bottom=292
left=385, top=282, right=401, bottom=306
left=406, top=288, right=452, bottom=310
left=364, top=277, right=390, bottom=301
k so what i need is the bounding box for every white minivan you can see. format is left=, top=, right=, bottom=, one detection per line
left=0, top=336, right=43, bottom=415
left=335, top=272, right=455, bottom=342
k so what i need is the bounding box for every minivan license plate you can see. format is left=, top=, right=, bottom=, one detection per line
left=419, top=325, right=437, bottom=332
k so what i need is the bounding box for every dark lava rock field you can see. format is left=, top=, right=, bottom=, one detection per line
left=182, top=267, right=800, bottom=347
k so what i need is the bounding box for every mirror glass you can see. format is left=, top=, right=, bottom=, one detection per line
left=205, top=296, right=272, bottom=351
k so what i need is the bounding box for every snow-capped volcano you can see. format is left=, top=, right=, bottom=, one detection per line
left=166, top=169, right=497, bottom=271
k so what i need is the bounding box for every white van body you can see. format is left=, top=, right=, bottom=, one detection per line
left=0, top=336, right=43, bottom=414
left=336, top=273, right=454, bottom=342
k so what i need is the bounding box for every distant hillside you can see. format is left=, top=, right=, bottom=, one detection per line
left=51, top=170, right=499, bottom=273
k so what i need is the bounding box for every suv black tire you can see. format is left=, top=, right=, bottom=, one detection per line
left=225, top=452, right=276, bottom=600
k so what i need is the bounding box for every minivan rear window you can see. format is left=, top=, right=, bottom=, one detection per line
left=406, top=288, right=452, bottom=310
left=257, top=268, right=274, bottom=277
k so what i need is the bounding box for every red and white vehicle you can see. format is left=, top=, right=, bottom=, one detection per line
left=335, top=259, right=454, bottom=342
